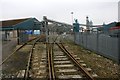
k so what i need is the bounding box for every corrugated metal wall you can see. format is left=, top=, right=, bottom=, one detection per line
left=74, top=32, right=120, bottom=64
left=18, top=30, right=29, bottom=44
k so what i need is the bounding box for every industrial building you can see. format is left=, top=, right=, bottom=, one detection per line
left=0, top=18, right=41, bottom=44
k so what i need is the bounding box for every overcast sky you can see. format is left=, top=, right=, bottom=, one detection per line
left=0, top=0, right=119, bottom=25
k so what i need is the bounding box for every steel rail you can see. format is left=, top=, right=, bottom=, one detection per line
left=52, top=36, right=59, bottom=43
left=56, top=43, right=94, bottom=80
left=0, top=36, right=40, bottom=66
left=50, top=43, right=55, bottom=80
left=47, top=43, right=52, bottom=79
left=24, top=37, right=41, bottom=80
left=47, top=43, right=55, bottom=80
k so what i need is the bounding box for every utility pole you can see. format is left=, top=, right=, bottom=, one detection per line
left=71, top=12, right=74, bottom=25
left=71, top=12, right=75, bottom=43
left=43, top=16, right=48, bottom=42
left=86, top=16, right=89, bottom=31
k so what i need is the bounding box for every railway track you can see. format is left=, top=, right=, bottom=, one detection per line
left=27, top=36, right=98, bottom=79
left=1, top=35, right=98, bottom=79
left=46, top=42, right=97, bottom=79
left=1, top=35, right=45, bottom=79
left=56, top=43, right=97, bottom=79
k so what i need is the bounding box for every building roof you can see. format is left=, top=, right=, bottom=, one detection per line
left=0, top=18, right=41, bottom=31
left=0, top=18, right=30, bottom=27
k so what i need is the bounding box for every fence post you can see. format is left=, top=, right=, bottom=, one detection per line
left=118, top=35, right=120, bottom=79
left=86, top=32, right=89, bottom=48
left=96, top=31, right=99, bottom=52
left=78, top=32, right=80, bottom=45
left=81, top=32, right=82, bottom=45
left=118, top=35, right=120, bottom=64
left=17, top=29, right=19, bottom=45
left=85, top=32, right=87, bottom=48
left=74, top=32, right=76, bottom=43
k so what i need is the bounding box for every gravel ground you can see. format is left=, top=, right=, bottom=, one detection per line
left=2, top=39, right=17, bottom=60
left=2, top=45, right=32, bottom=76
left=64, top=39, right=120, bottom=79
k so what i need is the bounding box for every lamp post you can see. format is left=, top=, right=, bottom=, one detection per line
left=71, top=12, right=74, bottom=25
left=71, top=12, right=75, bottom=42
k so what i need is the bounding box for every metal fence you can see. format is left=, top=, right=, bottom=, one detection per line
left=74, top=32, right=120, bottom=64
